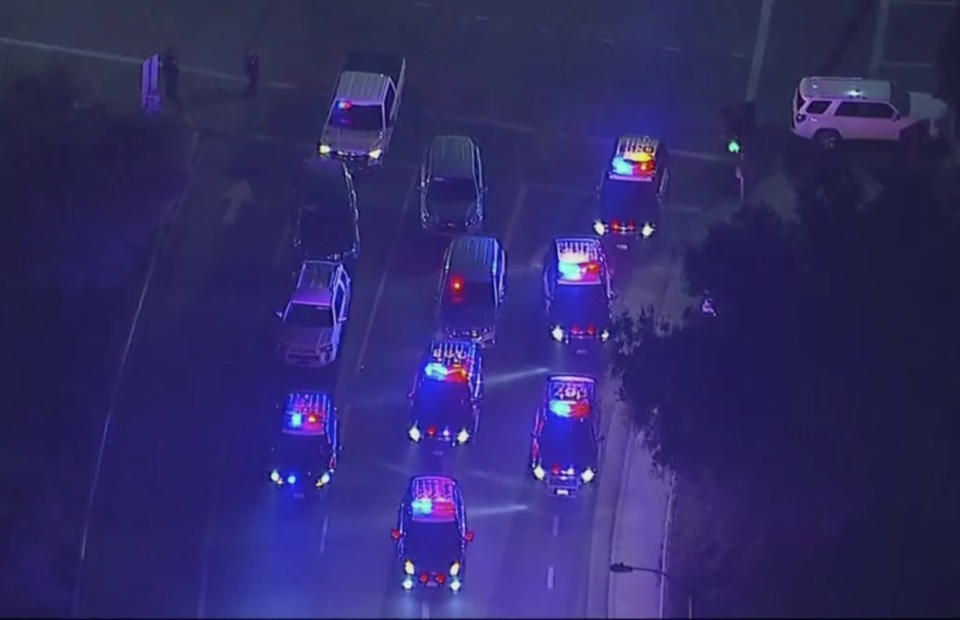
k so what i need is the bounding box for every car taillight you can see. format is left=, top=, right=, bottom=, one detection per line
left=550, top=464, right=561, bottom=475
left=435, top=574, right=446, bottom=584
left=586, top=324, right=596, bottom=336
left=611, top=220, right=621, bottom=230
left=571, top=325, right=582, bottom=335
left=624, top=221, right=636, bottom=231
left=426, top=425, right=436, bottom=437
left=419, top=573, right=429, bottom=584
left=390, top=528, right=401, bottom=540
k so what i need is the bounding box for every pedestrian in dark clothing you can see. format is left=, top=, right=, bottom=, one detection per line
left=161, top=46, right=180, bottom=102
left=244, top=49, right=260, bottom=96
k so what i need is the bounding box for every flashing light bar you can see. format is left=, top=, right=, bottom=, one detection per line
left=424, top=362, right=467, bottom=382
left=411, top=476, right=458, bottom=521
left=337, top=100, right=352, bottom=110
left=283, top=392, right=328, bottom=435
left=548, top=399, right=590, bottom=418
left=558, top=260, right=601, bottom=283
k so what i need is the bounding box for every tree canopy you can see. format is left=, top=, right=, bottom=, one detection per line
left=613, top=162, right=960, bottom=616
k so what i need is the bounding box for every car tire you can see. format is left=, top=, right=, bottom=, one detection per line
left=814, top=129, right=841, bottom=150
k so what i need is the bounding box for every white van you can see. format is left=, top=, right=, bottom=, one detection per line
left=791, top=76, right=947, bottom=149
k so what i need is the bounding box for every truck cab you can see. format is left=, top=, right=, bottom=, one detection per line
left=317, top=51, right=406, bottom=168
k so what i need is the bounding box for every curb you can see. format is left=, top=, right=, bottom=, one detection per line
left=658, top=472, right=678, bottom=619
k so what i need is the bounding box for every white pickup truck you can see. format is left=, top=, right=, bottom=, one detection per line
left=317, top=51, right=406, bottom=168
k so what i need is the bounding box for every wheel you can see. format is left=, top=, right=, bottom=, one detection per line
left=813, top=129, right=841, bottom=150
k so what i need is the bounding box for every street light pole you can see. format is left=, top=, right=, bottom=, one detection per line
left=610, top=562, right=695, bottom=619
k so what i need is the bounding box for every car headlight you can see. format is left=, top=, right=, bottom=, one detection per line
left=318, top=144, right=332, bottom=155
left=641, top=222, right=656, bottom=238
left=600, top=329, right=610, bottom=342
left=286, top=474, right=297, bottom=485
left=551, top=326, right=565, bottom=342
left=402, top=576, right=414, bottom=590
left=533, top=464, right=546, bottom=480
left=408, top=425, right=422, bottom=442
left=449, top=561, right=460, bottom=576
left=269, top=469, right=281, bottom=484
left=593, top=220, right=606, bottom=236
left=404, top=559, right=415, bottom=575
left=315, top=471, right=331, bottom=488
left=450, top=578, right=462, bottom=592
left=581, top=468, right=596, bottom=483
left=456, top=429, right=470, bottom=445
left=368, top=148, right=383, bottom=159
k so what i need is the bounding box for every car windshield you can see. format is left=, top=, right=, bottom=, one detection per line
left=601, top=179, right=658, bottom=215
left=286, top=303, right=333, bottom=328
left=329, top=104, right=383, bottom=131
left=552, top=284, right=609, bottom=323
left=430, top=177, right=476, bottom=202
left=890, top=83, right=910, bottom=116
left=299, top=206, right=354, bottom=252
left=405, top=521, right=461, bottom=569
left=414, top=379, right=471, bottom=423
left=541, top=417, right=595, bottom=466
left=275, top=434, right=329, bottom=472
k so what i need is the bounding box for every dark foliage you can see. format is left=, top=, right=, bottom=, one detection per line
left=612, top=163, right=960, bottom=615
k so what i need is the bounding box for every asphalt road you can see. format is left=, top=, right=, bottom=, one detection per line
left=3, top=0, right=953, bottom=617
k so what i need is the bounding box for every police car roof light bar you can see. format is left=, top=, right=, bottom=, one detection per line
left=283, top=391, right=328, bottom=436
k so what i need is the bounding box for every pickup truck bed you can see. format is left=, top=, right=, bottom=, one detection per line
left=344, top=51, right=404, bottom=85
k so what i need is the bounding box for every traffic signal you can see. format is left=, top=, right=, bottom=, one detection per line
left=726, top=138, right=741, bottom=154
left=722, top=101, right=756, bottom=155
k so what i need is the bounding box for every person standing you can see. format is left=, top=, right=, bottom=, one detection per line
left=161, top=46, right=180, bottom=102
left=244, top=49, right=260, bottom=97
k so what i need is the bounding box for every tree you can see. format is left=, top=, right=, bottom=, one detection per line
left=612, top=164, right=960, bottom=616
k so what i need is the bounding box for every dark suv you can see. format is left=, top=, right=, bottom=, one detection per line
left=293, top=158, right=360, bottom=262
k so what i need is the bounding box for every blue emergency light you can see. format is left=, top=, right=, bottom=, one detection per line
left=548, top=399, right=589, bottom=418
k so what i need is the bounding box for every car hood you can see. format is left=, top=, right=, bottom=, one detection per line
left=427, top=199, right=476, bottom=223
left=321, top=126, right=382, bottom=153
left=907, top=92, right=948, bottom=121
left=277, top=326, right=333, bottom=350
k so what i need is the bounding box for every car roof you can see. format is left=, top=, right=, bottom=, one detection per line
left=408, top=475, right=460, bottom=523
left=291, top=261, right=337, bottom=306
left=445, top=235, right=501, bottom=282
left=430, top=135, right=476, bottom=179
left=424, top=338, right=480, bottom=379
left=282, top=391, right=332, bottom=436
left=798, top=76, right=892, bottom=102
left=334, top=71, right=389, bottom=106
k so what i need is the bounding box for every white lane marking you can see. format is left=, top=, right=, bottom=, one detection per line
left=354, top=170, right=418, bottom=374
left=869, top=0, right=892, bottom=77
left=546, top=565, right=555, bottom=589
left=0, top=35, right=296, bottom=89
left=71, top=136, right=200, bottom=616
left=271, top=218, right=292, bottom=268
left=221, top=179, right=253, bottom=226
left=319, top=514, right=329, bottom=554
left=415, top=0, right=431, bottom=6
left=552, top=514, right=560, bottom=537
left=892, top=0, right=954, bottom=6
left=602, top=37, right=616, bottom=45
left=196, top=436, right=228, bottom=618
left=475, top=14, right=490, bottom=21
left=421, top=601, right=430, bottom=619
left=502, top=183, right=528, bottom=252
left=338, top=404, right=353, bottom=444
left=731, top=50, right=749, bottom=59
left=665, top=45, right=681, bottom=53
left=745, top=0, right=776, bottom=100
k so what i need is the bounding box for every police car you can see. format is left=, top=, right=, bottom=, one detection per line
left=593, top=136, right=670, bottom=248
left=269, top=391, right=341, bottom=498
left=542, top=238, right=614, bottom=349
left=529, top=375, right=602, bottom=497
left=390, top=475, right=474, bottom=592
left=407, top=339, right=484, bottom=447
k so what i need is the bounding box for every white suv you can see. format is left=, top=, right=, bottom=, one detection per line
left=275, top=260, right=351, bottom=367
left=791, top=76, right=947, bottom=149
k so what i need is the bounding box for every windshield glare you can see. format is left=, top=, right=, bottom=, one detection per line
left=286, top=303, right=333, bottom=328
left=329, top=104, right=383, bottom=132
left=430, top=177, right=476, bottom=202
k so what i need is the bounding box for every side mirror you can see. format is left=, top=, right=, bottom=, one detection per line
left=609, top=291, right=618, bottom=300
left=892, top=112, right=901, bottom=121
left=464, top=530, right=475, bottom=543
left=274, top=309, right=284, bottom=319
left=407, top=391, right=415, bottom=400
left=390, top=528, right=401, bottom=541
